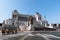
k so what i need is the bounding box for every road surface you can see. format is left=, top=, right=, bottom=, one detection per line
left=0, top=31, right=60, bottom=40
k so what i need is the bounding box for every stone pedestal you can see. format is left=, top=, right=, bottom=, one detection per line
left=30, top=24, right=35, bottom=31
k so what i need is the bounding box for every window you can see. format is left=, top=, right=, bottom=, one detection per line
left=0, top=23, right=2, bottom=26
left=13, top=15, right=17, bottom=19
left=53, top=24, right=57, bottom=26
left=47, top=24, right=49, bottom=26
left=59, top=24, right=60, bottom=26
left=18, top=17, right=28, bottom=21
left=38, top=17, right=41, bottom=20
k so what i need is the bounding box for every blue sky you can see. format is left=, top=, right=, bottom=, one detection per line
left=0, top=0, right=60, bottom=23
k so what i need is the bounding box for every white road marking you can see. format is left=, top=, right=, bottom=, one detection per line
left=0, top=39, right=3, bottom=40
left=36, top=33, right=50, bottom=40
left=36, top=33, right=60, bottom=40
left=20, top=31, right=34, bottom=40
left=0, top=32, right=30, bottom=40
left=0, top=31, right=60, bottom=40
left=42, top=34, right=60, bottom=39
left=20, top=32, right=30, bottom=40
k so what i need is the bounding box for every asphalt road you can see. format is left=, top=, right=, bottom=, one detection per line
left=0, top=31, right=60, bottom=40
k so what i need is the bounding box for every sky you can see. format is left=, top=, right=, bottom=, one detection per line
left=0, top=0, right=60, bottom=23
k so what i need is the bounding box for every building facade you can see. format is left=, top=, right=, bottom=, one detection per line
left=2, top=10, right=48, bottom=31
